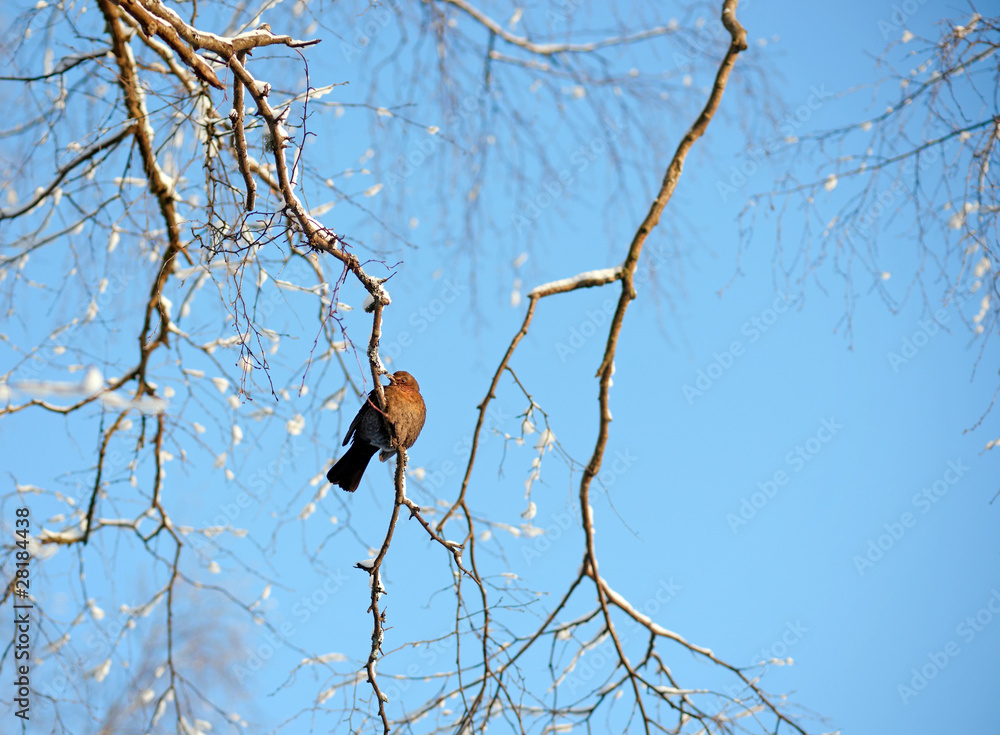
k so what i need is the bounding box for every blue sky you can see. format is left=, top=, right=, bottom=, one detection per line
left=1, top=0, right=997, bottom=733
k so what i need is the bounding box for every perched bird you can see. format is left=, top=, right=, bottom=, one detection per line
left=326, top=371, right=426, bottom=492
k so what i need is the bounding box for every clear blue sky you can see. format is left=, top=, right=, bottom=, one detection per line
left=2, top=1, right=997, bottom=733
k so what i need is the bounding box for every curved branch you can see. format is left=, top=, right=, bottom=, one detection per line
left=0, top=126, right=134, bottom=221
left=442, top=0, right=678, bottom=56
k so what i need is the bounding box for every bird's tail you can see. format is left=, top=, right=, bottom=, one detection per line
left=327, top=441, right=379, bottom=492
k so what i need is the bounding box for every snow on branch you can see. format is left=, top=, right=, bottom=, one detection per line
left=527, top=266, right=624, bottom=298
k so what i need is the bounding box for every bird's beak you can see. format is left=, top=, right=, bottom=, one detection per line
left=385, top=372, right=396, bottom=384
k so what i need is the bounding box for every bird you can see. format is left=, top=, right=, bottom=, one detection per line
left=326, top=371, right=426, bottom=492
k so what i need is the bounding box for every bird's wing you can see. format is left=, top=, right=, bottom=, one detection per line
left=343, top=391, right=373, bottom=446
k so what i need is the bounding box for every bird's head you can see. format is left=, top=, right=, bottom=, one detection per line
left=387, top=371, right=419, bottom=390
